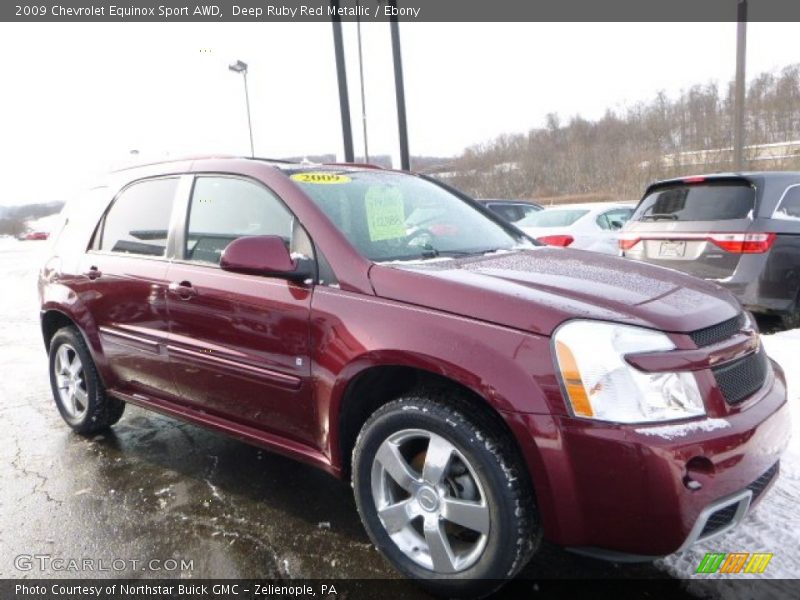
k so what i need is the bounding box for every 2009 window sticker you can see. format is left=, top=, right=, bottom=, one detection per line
left=291, top=172, right=351, bottom=184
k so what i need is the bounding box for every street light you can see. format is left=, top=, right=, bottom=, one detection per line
left=228, top=60, right=255, bottom=158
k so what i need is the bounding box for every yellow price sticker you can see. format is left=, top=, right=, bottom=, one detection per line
left=291, top=172, right=351, bottom=184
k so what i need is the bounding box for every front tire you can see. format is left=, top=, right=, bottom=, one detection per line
left=48, top=327, right=125, bottom=434
left=352, top=392, right=539, bottom=597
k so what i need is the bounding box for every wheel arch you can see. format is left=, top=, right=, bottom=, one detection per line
left=331, top=361, right=533, bottom=490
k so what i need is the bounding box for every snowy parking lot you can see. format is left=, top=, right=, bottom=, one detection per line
left=0, top=238, right=796, bottom=596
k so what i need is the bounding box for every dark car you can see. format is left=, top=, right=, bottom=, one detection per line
left=475, top=199, right=541, bottom=224
left=39, top=158, right=788, bottom=596
left=621, top=172, right=800, bottom=328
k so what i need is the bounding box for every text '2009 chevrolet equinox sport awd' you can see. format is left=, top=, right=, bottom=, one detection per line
left=39, top=157, right=789, bottom=596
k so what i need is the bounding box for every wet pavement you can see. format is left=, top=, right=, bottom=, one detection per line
left=0, top=241, right=674, bottom=594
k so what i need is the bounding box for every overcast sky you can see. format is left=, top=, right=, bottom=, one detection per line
left=0, top=22, right=797, bottom=205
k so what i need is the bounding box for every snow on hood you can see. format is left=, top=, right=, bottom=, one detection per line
left=369, top=247, right=741, bottom=336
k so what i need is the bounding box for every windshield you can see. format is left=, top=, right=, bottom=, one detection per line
left=517, top=209, right=589, bottom=228
left=631, top=183, right=755, bottom=222
left=290, top=170, right=532, bottom=262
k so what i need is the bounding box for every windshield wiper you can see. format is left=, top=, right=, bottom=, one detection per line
left=640, top=213, right=678, bottom=221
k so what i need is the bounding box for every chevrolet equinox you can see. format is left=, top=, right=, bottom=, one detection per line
left=39, top=157, right=789, bottom=596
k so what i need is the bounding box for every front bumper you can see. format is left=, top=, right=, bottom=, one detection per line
left=507, top=366, right=790, bottom=557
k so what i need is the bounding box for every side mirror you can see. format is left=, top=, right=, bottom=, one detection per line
left=220, top=235, right=314, bottom=282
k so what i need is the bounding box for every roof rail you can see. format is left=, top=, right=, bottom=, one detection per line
left=322, top=161, right=384, bottom=170
left=111, top=153, right=238, bottom=172
left=247, top=156, right=303, bottom=164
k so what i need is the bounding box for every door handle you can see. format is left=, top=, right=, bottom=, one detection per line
left=168, top=281, right=197, bottom=299
left=85, top=266, right=102, bottom=280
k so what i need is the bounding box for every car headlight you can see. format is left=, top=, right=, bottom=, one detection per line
left=553, top=320, right=705, bottom=423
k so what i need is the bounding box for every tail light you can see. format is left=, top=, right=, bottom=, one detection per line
left=538, top=235, right=574, bottom=247
left=618, top=236, right=641, bottom=251
left=708, top=233, right=776, bottom=254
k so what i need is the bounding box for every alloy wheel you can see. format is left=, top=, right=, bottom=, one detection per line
left=371, top=428, right=490, bottom=574
left=54, top=343, right=89, bottom=421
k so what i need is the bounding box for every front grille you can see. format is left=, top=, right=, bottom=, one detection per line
left=700, top=502, right=739, bottom=537
left=712, top=346, right=769, bottom=405
left=748, top=462, right=779, bottom=504
left=698, top=464, right=779, bottom=539
left=690, top=313, right=746, bottom=347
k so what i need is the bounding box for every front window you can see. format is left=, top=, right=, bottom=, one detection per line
left=185, top=176, right=296, bottom=265
left=290, top=170, right=531, bottom=262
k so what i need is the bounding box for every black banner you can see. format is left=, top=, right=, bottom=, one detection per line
left=3, top=579, right=799, bottom=600
left=4, top=0, right=800, bottom=23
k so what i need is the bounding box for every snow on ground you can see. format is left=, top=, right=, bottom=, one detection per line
left=658, top=328, right=800, bottom=596
left=26, top=213, right=61, bottom=233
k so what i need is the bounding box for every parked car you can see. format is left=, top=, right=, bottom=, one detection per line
left=516, top=202, right=633, bottom=253
left=40, top=158, right=788, bottom=596
left=475, top=199, right=541, bottom=224
left=23, top=231, right=49, bottom=241
left=621, top=172, right=800, bottom=328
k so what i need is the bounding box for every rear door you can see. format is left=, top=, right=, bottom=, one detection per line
left=621, top=178, right=760, bottom=279
left=164, top=175, right=316, bottom=445
left=81, top=177, right=181, bottom=398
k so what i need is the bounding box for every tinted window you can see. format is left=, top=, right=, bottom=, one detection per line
left=488, top=204, right=521, bottom=222
left=100, top=178, right=178, bottom=256
left=292, top=170, right=530, bottom=262
left=632, top=183, right=754, bottom=222
left=185, top=177, right=294, bottom=265
left=519, top=204, right=541, bottom=219
left=774, top=186, right=800, bottom=220
left=517, top=209, right=588, bottom=228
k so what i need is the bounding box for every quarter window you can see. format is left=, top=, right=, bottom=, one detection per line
left=775, top=186, right=800, bottom=220
left=99, top=178, right=178, bottom=257
left=597, top=208, right=633, bottom=230
left=185, top=177, right=296, bottom=265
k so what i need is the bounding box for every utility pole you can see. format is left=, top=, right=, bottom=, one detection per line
left=733, top=0, right=747, bottom=171
left=389, top=0, right=410, bottom=170
left=331, top=0, right=355, bottom=163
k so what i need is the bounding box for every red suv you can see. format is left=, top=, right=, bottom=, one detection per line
left=39, top=157, right=789, bottom=595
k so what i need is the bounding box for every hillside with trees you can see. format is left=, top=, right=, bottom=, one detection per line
left=442, top=64, right=800, bottom=201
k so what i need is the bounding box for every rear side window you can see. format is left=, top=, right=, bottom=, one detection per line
left=632, top=183, right=754, bottom=222
left=488, top=204, right=521, bottom=222
left=185, top=176, right=294, bottom=265
left=774, top=186, right=800, bottom=220
left=99, top=178, right=178, bottom=257
left=597, top=208, right=633, bottom=230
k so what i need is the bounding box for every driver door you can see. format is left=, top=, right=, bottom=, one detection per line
left=165, top=175, right=316, bottom=445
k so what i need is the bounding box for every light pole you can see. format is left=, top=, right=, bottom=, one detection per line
left=389, top=0, right=410, bottom=171
left=330, top=1, right=355, bottom=163
left=229, top=60, right=255, bottom=158
left=733, top=0, right=747, bottom=171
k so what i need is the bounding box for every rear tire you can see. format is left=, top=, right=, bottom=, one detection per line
left=48, top=327, right=125, bottom=434
left=779, top=308, right=800, bottom=331
left=352, top=391, right=539, bottom=597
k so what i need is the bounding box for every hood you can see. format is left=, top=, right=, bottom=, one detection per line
left=368, top=248, right=740, bottom=336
